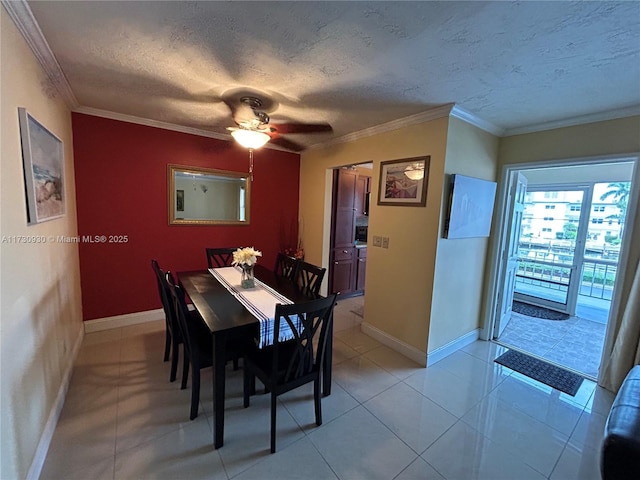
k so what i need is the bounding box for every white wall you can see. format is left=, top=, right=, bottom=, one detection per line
left=1, top=8, right=83, bottom=479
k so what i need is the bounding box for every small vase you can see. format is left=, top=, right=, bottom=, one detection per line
left=240, top=264, right=255, bottom=289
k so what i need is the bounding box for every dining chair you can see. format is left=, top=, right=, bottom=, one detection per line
left=167, top=272, right=214, bottom=420
left=274, top=252, right=299, bottom=281
left=242, top=294, right=337, bottom=453
left=151, top=259, right=183, bottom=382
left=296, top=260, right=326, bottom=296
left=206, top=247, right=240, bottom=268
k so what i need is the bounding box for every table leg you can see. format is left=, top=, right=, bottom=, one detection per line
left=323, top=312, right=333, bottom=396
left=212, top=332, right=227, bottom=449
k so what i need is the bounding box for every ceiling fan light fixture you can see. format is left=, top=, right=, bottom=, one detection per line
left=231, top=129, right=270, bottom=149
left=404, top=163, right=424, bottom=181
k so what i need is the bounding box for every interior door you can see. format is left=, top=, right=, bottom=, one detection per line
left=494, top=172, right=527, bottom=338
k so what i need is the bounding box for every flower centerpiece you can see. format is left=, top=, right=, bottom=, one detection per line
left=232, top=247, right=262, bottom=288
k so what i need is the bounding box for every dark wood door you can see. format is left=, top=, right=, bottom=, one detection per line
left=354, top=175, right=369, bottom=217
left=330, top=247, right=354, bottom=294
left=331, top=259, right=354, bottom=294
left=356, top=248, right=367, bottom=291
left=333, top=170, right=357, bottom=248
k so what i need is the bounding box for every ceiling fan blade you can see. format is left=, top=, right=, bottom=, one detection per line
left=271, top=123, right=332, bottom=134
left=269, top=136, right=306, bottom=152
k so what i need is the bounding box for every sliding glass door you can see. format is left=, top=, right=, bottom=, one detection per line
left=514, top=187, right=591, bottom=314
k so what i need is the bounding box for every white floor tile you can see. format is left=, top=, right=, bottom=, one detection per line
left=404, top=365, right=496, bottom=418
left=333, top=355, right=400, bottom=403
left=363, top=345, right=423, bottom=379
left=280, top=381, right=359, bottom=433
left=114, top=419, right=226, bottom=480
left=394, top=457, right=445, bottom=479
left=490, top=375, right=583, bottom=436
left=462, top=394, right=568, bottom=476
left=422, top=421, right=547, bottom=480
left=41, top=309, right=604, bottom=480
left=309, top=406, right=417, bottom=480
left=364, top=382, right=457, bottom=454
left=232, top=437, right=338, bottom=480
left=550, top=442, right=602, bottom=480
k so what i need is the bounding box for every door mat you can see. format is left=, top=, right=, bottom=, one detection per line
left=494, top=349, right=584, bottom=396
left=512, top=301, right=570, bottom=320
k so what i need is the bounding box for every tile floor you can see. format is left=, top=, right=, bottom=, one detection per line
left=498, top=311, right=607, bottom=379
left=41, top=295, right=615, bottom=479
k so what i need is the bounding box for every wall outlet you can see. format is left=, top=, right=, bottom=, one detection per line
left=382, top=237, right=389, bottom=249
left=372, top=235, right=382, bottom=247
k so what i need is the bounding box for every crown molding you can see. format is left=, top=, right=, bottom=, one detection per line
left=72, top=106, right=294, bottom=152
left=504, top=105, right=640, bottom=137
left=73, top=106, right=231, bottom=141
left=310, top=103, right=456, bottom=150
left=3, top=0, right=78, bottom=108
left=450, top=105, right=505, bottom=136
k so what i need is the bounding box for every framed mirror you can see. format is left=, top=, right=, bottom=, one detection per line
left=168, top=164, right=250, bottom=225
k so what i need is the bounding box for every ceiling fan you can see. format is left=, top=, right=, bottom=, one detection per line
left=226, top=95, right=332, bottom=152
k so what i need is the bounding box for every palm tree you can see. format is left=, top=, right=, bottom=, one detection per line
left=600, top=182, right=630, bottom=237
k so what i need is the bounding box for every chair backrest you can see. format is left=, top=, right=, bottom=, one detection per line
left=166, top=271, right=195, bottom=359
left=273, top=294, right=337, bottom=385
left=274, top=252, right=299, bottom=281
left=206, top=247, right=240, bottom=268
left=296, top=261, right=326, bottom=296
left=151, top=259, right=178, bottom=336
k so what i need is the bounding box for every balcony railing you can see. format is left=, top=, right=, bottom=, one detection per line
left=515, top=255, right=616, bottom=301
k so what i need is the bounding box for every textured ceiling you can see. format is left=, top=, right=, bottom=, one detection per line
left=21, top=1, right=640, bottom=150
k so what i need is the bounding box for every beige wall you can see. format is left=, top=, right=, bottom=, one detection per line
left=1, top=9, right=83, bottom=479
left=428, top=117, right=499, bottom=352
left=499, top=116, right=640, bottom=163
left=301, top=118, right=450, bottom=354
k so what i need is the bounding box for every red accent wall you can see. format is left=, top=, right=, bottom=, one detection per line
left=72, top=113, right=300, bottom=320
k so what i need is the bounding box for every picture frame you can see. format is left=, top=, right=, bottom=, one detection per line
left=176, top=189, right=184, bottom=211
left=18, top=108, right=65, bottom=224
left=377, top=156, right=429, bottom=207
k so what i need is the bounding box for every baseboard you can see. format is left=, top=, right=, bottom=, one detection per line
left=360, top=322, right=427, bottom=366
left=26, top=324, right=84, bottom=480
left=84, top=308, right=164, bottom=333
left=426, top=328, right=480, bottom=366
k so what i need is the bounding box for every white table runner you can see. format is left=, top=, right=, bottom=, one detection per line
left=208, top=266, right=300, bottom=347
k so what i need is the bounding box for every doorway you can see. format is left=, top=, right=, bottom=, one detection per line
left=487, top=158, right=638, bottom=380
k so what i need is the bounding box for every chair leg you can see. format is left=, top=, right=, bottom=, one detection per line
left=169, top=337, right=180, bottom=382
left=190, top=365, right=200, bottom=420
left=270, top=392, right=277, bottom=454
left=163, top=327, right=171, bottom=361
left=181, top=350, right=189, bottom=390
left=243, top=366, right=251, bottom=408
left=233, top=358, right=239, bottom=371
left=314, top=377, right=323, bottom=426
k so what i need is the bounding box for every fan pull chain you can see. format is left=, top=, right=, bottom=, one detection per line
left=249, top=148, right=254, bottom=182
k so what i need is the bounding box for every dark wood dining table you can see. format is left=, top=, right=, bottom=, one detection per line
left=177, top=264, right=332, bottom=449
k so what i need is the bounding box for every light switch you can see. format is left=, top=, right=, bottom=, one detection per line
left=372, top=236, right=382, bottom=247
left=382, top=237, right=389, bottom=249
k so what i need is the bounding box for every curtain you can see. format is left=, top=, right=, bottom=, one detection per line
left=600, top=259, right=640, bottom=393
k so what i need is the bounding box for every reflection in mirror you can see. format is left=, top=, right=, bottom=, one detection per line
left=168, top=164, right=250, bottom=225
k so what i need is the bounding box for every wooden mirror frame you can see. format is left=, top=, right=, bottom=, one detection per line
left=168, top=164, right=250, bottom=225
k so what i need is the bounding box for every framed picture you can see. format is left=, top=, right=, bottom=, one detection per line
left=18, top=108, right=65, bottom=224
left=176, top=189, right=184, bottom=211
left=377, top=156, right=429, bottom=206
